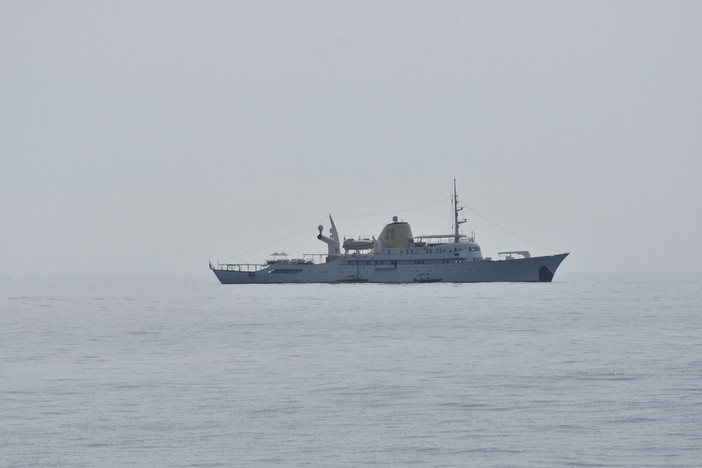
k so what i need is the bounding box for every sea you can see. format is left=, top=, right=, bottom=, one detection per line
left=1, top=272, right=701, bottom=467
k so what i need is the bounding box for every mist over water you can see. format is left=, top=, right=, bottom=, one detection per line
left=2, top=273, right=701, bottom=467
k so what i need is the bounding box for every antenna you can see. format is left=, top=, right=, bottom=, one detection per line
left=453, top=179, right=467, bottom=243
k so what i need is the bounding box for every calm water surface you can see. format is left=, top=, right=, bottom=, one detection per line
left=1, top=273, right=701, bottom=467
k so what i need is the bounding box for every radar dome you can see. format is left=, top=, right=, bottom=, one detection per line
left=393, top=216, right=398, bottom=222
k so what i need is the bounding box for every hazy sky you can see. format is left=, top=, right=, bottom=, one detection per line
left=2, top=1, right=701, bottom=277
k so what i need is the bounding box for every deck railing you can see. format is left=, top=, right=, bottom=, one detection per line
left=216, top=255, right=326, bottom=272
left=216, top=263, right=268, bottom=272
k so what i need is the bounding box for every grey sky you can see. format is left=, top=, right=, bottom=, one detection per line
left=2, top=1, right=701, bottom=277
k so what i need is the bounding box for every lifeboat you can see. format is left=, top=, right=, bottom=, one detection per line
left=343, top=237, right=375, bottom=251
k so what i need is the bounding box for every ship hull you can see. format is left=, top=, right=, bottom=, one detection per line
left=212, top=253, right=569, bottom=284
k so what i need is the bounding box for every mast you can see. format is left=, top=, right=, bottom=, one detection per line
left=453, top=179, right=466, bottom=243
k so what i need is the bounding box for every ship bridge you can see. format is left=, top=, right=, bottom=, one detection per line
left=412, top=234, right=476, bottom=246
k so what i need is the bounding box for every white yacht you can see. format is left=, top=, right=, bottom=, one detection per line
left=211, top=183, right=568, bottom=284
